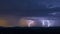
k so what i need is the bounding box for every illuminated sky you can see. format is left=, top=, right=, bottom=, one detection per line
left=0, top=15, right=18, bottom=27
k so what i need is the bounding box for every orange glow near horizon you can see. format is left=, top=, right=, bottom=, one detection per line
left=18, top=18, right=37, bottom=27
left=0, top=16, right=14, bottom=27
left=0, top=19, right=8, bottom=27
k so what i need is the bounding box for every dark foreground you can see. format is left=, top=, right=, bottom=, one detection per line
left=0, top=27, right=60, bottom=34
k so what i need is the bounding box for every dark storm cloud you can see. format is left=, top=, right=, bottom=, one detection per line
left=0, top=0, right=60, bottom=16
left=0, top=0, right=60, bottom=10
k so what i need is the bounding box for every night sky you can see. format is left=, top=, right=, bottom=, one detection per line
left=0, top=0, right=60, bottom=16
left=0, top=0, right=60, bottom=27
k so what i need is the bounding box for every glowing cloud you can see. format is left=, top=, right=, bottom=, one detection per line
left=41, top=20, right=51, bottom=27
left=26, top=20, right=35, bottom=27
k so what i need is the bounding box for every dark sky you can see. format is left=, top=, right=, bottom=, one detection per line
left=0, top=0, right=60, bottom=27
left=0, top=0, right=60, bottom=16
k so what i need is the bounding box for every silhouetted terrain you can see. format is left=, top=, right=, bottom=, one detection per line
left=0, top=27, right=60, bottom=33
